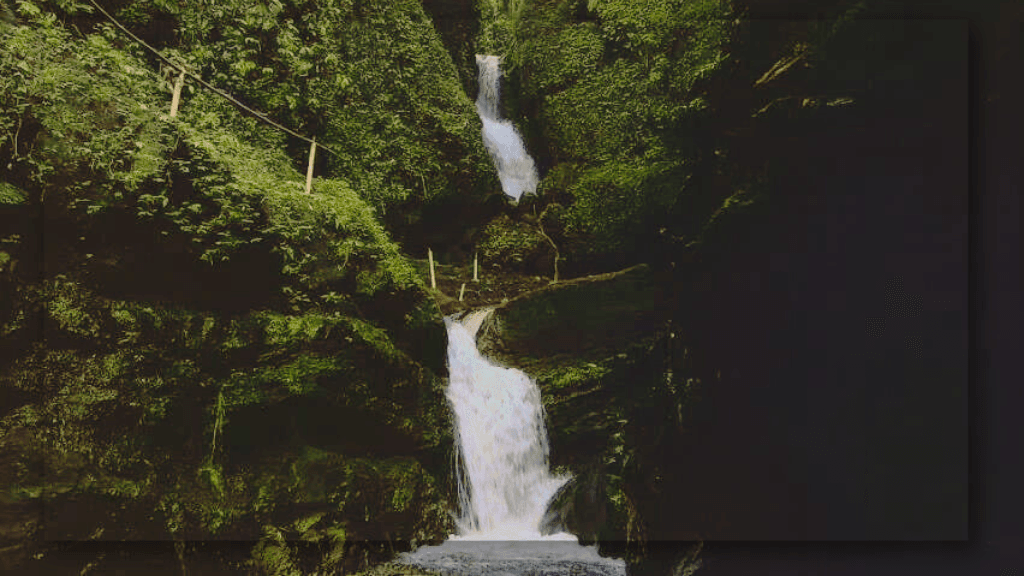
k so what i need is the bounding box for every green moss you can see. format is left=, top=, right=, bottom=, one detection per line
left=343, top=317, right=403, bottom=362
left=477, top=214, right=545, bottom=268
left=261, top=313, right=330, bottom=346
left=45, top=280, right=102, bottom=340
left=502, top=0, right=735, bottom=262
left=0, top=182, right=26, bottom=205
left=544, top=360, right=612, bottom=391
left=250, top=528, right=301, bottom=576
left=0, top=8, right=454, bottom=568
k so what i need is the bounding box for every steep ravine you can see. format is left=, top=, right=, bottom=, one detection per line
left=0, top=1, right=971, bottom=575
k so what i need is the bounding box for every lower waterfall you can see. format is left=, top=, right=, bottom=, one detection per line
left=398, top=310, right=625, bottom=575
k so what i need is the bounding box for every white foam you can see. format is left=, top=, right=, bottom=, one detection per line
left=397, top=313, right=626, bottom=575
left=475, top=55, right=539, bottom=202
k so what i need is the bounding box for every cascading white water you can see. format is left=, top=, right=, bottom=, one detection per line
left=398, top=310, right=625, bottom=575
left=476, top=55, right=539, bottom=202
left=445, top=309, right=571, bottom=540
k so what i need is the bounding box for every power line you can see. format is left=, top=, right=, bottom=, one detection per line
left=84, top=0, right=339, bottom=158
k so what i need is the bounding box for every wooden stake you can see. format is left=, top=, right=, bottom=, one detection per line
left=305, top=138, right=316, bottom=195
left=473, top=252, right=479, bottom=282
left=428, top=248, right=436, bottom=289
left=169, top=69, right=185, bottom=118
left=459, top=282, right=466, bottom=302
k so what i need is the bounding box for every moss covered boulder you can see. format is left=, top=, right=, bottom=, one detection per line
left=472, top=264, right=708, bottom=564
left=476, top=264, right=671, bottom=367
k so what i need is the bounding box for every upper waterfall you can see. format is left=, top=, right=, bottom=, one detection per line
left=475, top=55, right=539, bottom=202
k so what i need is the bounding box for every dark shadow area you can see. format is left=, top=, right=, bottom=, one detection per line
left=223, top=398, right=423, bottom=463
left=656, top=18, right=968, bottom=540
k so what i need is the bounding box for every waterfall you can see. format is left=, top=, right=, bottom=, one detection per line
left=445, top=310, right=570, bottom=540
left=398, top=311, right=625, bottom=575
left=475, top=55, right=539, bottom=202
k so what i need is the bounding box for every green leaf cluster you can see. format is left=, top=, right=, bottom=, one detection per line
left=503, top=0, right=733, bottom=262
left=115, top=0, right=497, bottom=218
left=477, top=213, right=545, bottom=268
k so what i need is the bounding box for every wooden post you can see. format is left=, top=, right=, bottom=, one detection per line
left=459, top=282, right=466, bottom=302
left=428, top=248, right=436, bottom=289
left=169, top=69, right=185, bottom=118
left=473, top=252, right=479, bottom=282
left=305, top=138, right=316, bottom=195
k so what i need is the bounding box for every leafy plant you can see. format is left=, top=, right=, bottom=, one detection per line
left=502, top=0, right=734, bottom=265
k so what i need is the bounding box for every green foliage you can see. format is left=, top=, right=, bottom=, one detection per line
left=251, top=525, right=302, bottom=576
left=506, top=0, right=734, bottom=262
left=477, top=0, right=530, bottom=55
left=0, top=15, right=427, bottom=314
left=477, top=214, right=544, bottom=268
left=545, top=360, right=611, bottom=391
left=216, top=312, right=406, bottom=410
left=172, top=99, right=421, bottom=303
left=44, top=276, right=103, bottom=339
left=565, top=159, right=685, bottom=254
left=115, top=0, right=496, bottom=216
left=0, top=18, right=171, bottom=196
left=0, top=182, right=27, bottom=204
left=0, top=5, right=454, bottom=570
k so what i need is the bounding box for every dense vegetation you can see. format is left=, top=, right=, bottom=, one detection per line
left=116, top=0, right=498, bottom=248
left=507, top=0, right=732, bottom=262
left=0, top=0, right=970, bottom=574
left=0, top=1, right=478, bottom=572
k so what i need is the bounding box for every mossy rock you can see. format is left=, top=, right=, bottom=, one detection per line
left=476, top=214, right=547, bottom=271
left=476, top=264, right=671, bottom=370
left=469, top=264, right=711, bottom=553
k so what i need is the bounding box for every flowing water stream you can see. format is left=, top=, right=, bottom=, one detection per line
left=396, top=53, right=622, bottom=576
left=475, top=55, right=538, bottom=202
left=398, top=311, right=625, bottom=575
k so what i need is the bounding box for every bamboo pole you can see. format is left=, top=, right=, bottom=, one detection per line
left=473, top=252, right=479, bottom=282
left=169, top=69, right=185, bottom=117
left=428, top=248, right=436, bottom=289
left=459, top=282, right=466, bottom=302
left=305, top=138, right=317, bottom=195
